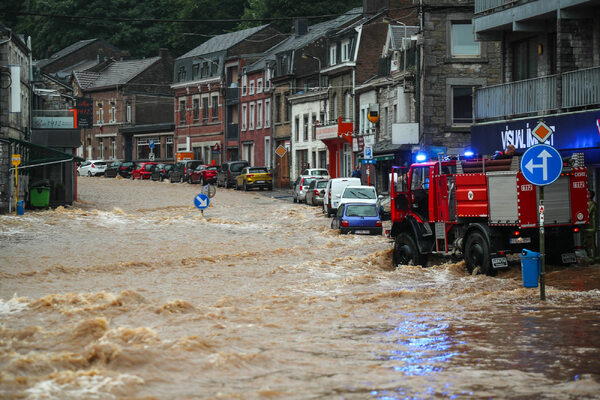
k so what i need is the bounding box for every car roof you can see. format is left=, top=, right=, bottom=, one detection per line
left=344, top=185, right=375, bottom=189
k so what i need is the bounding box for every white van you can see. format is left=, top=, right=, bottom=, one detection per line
left=323, top=177, right=362, bottom=216
left=338, top=185, right=378, bottom=208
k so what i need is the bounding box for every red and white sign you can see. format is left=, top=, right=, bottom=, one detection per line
left=316, top=125, right=338, bottom=140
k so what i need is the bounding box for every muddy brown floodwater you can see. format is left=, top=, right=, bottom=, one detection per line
left=1, top=177, right=599, bottom=400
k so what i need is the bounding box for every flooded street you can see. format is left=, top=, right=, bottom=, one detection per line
left=1, top=177, right=599, bottom=399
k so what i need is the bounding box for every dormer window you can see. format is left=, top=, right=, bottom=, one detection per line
left=341, top=39, right=351, bottom=62
left=242, top=74, right=248, bottom=96
left=329, top=44, right=337, bottom=66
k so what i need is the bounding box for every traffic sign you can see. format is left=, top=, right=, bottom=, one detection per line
left=149, top=152, right=155, bottom=161
left=520, top=144, right=562, bottom=186
left=361, top=159, right=376, bottom=164
left=11, top=154, right=21, bottom=167
left=364, top=145, right=373, bottom=159
left=149, top=140, right=155, bottom=149
left=194, top=193, right=210, bottom=209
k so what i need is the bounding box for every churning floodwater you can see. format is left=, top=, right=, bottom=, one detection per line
left=1, top=177, right=599, bottom=400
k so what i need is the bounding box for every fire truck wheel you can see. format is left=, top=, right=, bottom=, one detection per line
left=393, top=233, right=427, bottom=267
left=465, top=231, right=492, bottom=276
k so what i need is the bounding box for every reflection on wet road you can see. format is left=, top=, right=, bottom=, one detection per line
left=0, top=177, right=599, bottom=399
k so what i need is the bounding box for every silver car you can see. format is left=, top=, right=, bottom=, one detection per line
left=305, top=179, right=328, bottom=206
left=77, top=160, right=107, bottom=176
left=292, top=175, right=318, bottom=203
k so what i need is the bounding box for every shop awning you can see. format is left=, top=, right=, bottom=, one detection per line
left=2, top=137, right=84, bottom=170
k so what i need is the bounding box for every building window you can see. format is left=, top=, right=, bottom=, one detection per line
left=284, top=96, right=290, bottom=122
left=265, top=136, right=271, bottom=167
left=110, top=101, right=116, bottom=123
left=513, top=38, right=538, bottom=81
left=265, top=69, right=271, bottom=91
left=344, top=92, right=351, bottom=121
left=126, top=103, right=131, bottom=122
left=303, top=114, right=309, bottom=141
left=201, top=62, right=209, bottom=78
left=332, top=93, right=338, bottom=120
left=178, top=66, right=186, bottom=82
left=166, top=137, right=174, bottom=159
left=257, top=78, right=263, bottom=93
left=329, top=44, right=337, bottom=66
left=212, top=95, right=218, bottom=121
left=264, top=99, right=271, bottom=127
left=202, top=97, right=209, bottom=122
left=97, top=102, right=103, bottom=124
left=242, top=75, right=247, bottom=96
left=193, top=64, right=200, bottom=80
left=451, top=22, right=480, bottom=57
left=275, top=94, right=281, bottom=123
left=257, top=101, right=262, bottom=129
left=179, top=99, right=186, bottom=125
left=111, top=139, right=116, bottom=159
left=242, top=103, right=247, bottom=130
left=99, top=138, right=104, bottom=159
left=242, top=142, right=254, bottom=165
left=193, top=98, right=200, bottom=122
left=249, top=80, right=255, bottom=95
left=341, top=39, right=351, bottom=62
left=452, top=86, right=474, bottom=125
left=249, top=102, right=255, bottom=130
left=295, top=116, right=300, bottom=142
left=311, top=114, right=317, bottom=140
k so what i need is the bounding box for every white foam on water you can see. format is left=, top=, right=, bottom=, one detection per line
left=0, top=295, right=28, bottom=315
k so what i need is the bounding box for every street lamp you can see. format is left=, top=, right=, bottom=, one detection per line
left=301, top=53, right=321, bottom=88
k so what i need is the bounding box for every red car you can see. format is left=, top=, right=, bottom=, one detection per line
left=131, top=162, right=157, bottom=180
left=188, top=164, right=218, bottom=184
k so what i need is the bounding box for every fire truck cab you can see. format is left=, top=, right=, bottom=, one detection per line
left=390, top=154, right=588, bottom=275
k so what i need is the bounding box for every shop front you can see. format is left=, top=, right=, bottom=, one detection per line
left=316, top=118, right=354, bottom=178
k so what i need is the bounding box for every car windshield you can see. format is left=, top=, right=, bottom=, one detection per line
left=346, top=205, right=378, bottom=217
left=110, top=162, right=120, bottom=167
left=312, top=170, right=328, bottom=176
left=302, top=177, right=316, bottom=185
left=122, top=162, right=134, bottom=168
left=317, top=181, right=328, bottom=188
left=144, top=164, right=153, bottom=171
left=206, top=166, right=217, bottom=171
left=187, top=161, right=202, bottom=169
left=343, top=188, right=376, bottom=199
left=231, top=163, right=247, bottom=172
left=249, top=168, right=268, bottom=173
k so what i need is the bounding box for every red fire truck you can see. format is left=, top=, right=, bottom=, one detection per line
left=389, top=153, right=588, bottom=275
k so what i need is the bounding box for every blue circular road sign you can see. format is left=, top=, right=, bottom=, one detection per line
left=520, top=144, right=563, bottom=186
left=194, top=193, right=210, bottom=209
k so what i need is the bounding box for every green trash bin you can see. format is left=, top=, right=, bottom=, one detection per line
left=30, top=185, right=50, bottom=208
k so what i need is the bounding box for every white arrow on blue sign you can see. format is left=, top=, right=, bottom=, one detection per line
left=149, top=139, right=155, bottom=149
left=520, top=144, right=563, bottom=186
left=194, top=193, right=210, bottom=209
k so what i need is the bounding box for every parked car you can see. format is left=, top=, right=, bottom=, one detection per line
left=305, top=179, right=328, bottom=206
left=323, top=177, right=362, bottom=216
left=150, top=163, right=174, bottom=181
left=188, top=165, right=218, bottom=184
left=169, top=160, right=204, bottom=183
left=301, top=168, right=330, bottom=180
left=235, top=166, right=273, bottom=191
left=331, top=203, right=382, bottom=235
left=216, top=160, right=250, bottom=188
left=117, top=161, right=137, bottom=178
left=104, top=161, right=122, bottom=178
left=131, top=162, right=157, bottom=180
left=338, top=185, right=378, bottom=208
left=292, top=176, right=318, bottom=203
left=77, top=160, right=107, bottom=177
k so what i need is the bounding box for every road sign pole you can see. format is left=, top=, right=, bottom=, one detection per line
left=539, top=187, right=546, bottom=301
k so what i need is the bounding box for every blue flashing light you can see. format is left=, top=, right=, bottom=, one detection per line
left=415, top=153, right=427, bottom=162
left=463, top=150, right=474, bottom=157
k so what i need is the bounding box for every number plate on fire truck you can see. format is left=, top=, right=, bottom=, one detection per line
left=491, top=257, right=508, bottom=268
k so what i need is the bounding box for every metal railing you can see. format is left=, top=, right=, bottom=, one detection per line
left=562, top=66, right=600, bottom=108
left=226, top=122, right=239, bottom=140
left=475, top=75, right=557, bottom=119
left=475, top=0, right=519, bottom=14
left=225, top=87, right=239, bottom=105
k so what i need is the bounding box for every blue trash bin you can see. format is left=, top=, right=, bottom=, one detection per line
left=16, top=200, right=24, bottom=215
left=520, top=249, right=541, bottom=288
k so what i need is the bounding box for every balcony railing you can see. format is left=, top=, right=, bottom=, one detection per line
left=226, top=87, right=239, bottom=105
left=563, top=66, right=600, bottom=108
left=475, top=0, right=519, bottom=14
left=475, top=75, right=557, bottom=120
left=475, top=66, right=600, bottom=120
left=227, top=122, right=239, bottom=140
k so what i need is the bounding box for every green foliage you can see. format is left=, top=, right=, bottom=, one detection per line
left=0, top=0, right=361, bottom=59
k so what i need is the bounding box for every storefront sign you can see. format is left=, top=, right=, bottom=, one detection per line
left=32, top=116, right=74, bottom=129
left=76, top=98, right=93, bottom=128
left=316, top=125, right=338, bottom=140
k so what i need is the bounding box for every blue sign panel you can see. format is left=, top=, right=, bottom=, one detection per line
left=361, top=159, right=376, bottom=164
left=471, top=110, right=600, bottom=164
left=520, top=144, right=563, bottom=186
left=194, top=193, right=210, bottom=209
left=149, top=139, right=155, bottom=149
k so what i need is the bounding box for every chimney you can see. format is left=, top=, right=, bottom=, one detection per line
left=159, top=48, right=170, bottom=59
left=97, top=48, right=105, bottom=63
left=294, top=19, right=308, bottom=36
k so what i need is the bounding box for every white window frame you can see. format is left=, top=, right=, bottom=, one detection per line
left=97, top=102, right=103, bottom=124
left=341, top=39, right=351, bottom=62
left=249, top=80, right=255, bottom=96
left=126, top=104, right=131, bottom=122
left=257, top=100, right=262, bottom=129
left=265, top=136, right=271, bottom=167
left=99, top=138, right=104, bottom=159
left=110, top=102, right=116, bottom=123
left=264, top=99, right=270, bottom=128
left=242, top=75, right=248, bottom=96
left=265, top=69, right=271, bottom=91
left=249, top=102, right=255, bottom=130
left=257, top=78, right=263, bottom=94
left=242, top=103, right=247, bottom=131
left=111, top=138, right=116, bottom=159
left=329, top=44, right=337, bottom=66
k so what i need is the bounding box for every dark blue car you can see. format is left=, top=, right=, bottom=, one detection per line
left=331, top=203, right=382, bottom=235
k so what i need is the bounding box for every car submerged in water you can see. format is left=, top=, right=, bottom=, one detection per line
left=331, top=203, right=382, bottom=235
